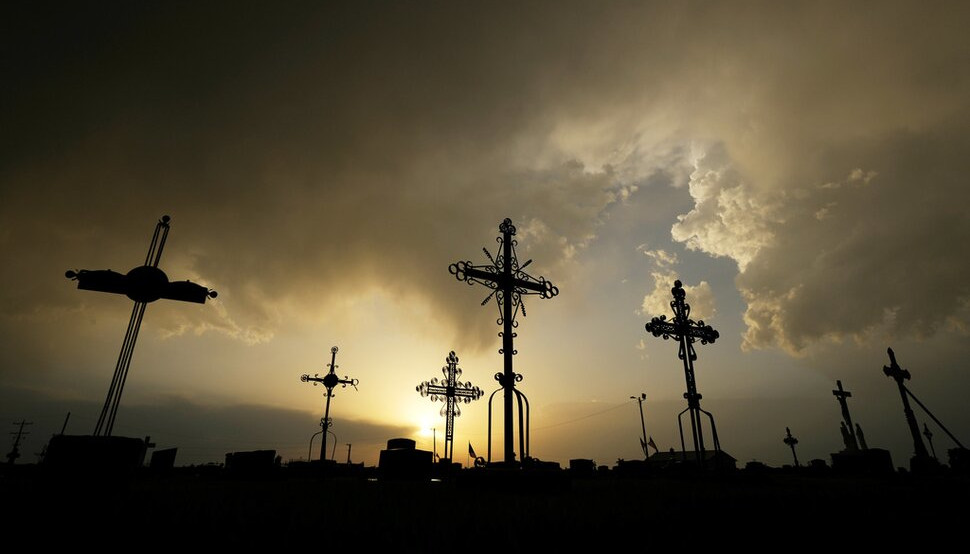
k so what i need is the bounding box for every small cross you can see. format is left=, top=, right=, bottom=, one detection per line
left=783, top=427, right=800, bottom=467
left=301, top=346, right=359, bottom=462
left=416, top=351, right=483, bottom=462
left=831, top=380, right=859, bottom=451
left=644, top=279, right=721, bottom=465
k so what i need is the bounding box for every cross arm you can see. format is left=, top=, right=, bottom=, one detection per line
left=684, top=323, right=719, bottom=344
left=336, top=376, right=359, bottom=390
left=883, top=347, right=911, bottom=381
left=510, top=274, right=558, bottom=297
left=67, top=268, right=216, bottom=304
left=417, top=381, right=449, bottom=397
left=645, top=317, right=679, bottom=340
left=161, top=281, right=218, bottom=304
left=67, top=269, right=128, bottom=296
left=460, top=265, right=501, bottom=286
left=453, top=387, right=484, bottom=401
left=301, top=374, right=326, bottom=385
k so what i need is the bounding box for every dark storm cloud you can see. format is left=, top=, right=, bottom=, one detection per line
left=3, top=0, right=969, bottom=370
left=1, top=1, right=643, bottom=357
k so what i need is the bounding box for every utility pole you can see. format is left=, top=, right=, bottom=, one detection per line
left=7, top=420, right=32, bottom=464
left=631, top=393, right=647, bottom=458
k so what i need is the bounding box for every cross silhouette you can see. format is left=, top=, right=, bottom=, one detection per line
left=831, top=380, right=859, bottom=451
left=644, top=279, right=720, bottom=465
left=883, top=348, right=930, bottom=460
left=301, top=346, right=358, bottom=462
left=416, top=351, right=483, bottom=462
left=783, top=427, right=800, bottom=467
left=449, top=218, right=558, bottom=464
left=65, top=215, right=216, bottom=436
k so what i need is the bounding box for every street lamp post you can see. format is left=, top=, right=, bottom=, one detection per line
left=632, top=393, right=647, bottom=459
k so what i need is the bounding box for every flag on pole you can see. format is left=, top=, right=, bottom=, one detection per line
left=647, top=436, right=658, bottom=453
left=468, top=442, right=476, bottom=458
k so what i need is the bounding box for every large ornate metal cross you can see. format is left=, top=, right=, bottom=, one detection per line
left=449, top=218, right=558, bottom=464
left=644, top=279, right=720, bottom=465
left=301, top=346, right=358, bottom=462
left=65, top=215, right=217, bottom=436
left=416, top=351, right=483, bottom=462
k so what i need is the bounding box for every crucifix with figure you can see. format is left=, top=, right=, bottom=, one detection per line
left=449, top=218, right=559, bottom=465
left=416, top=351, right=483, bottom=462
left=644, top=279, right=720, bottom=465
left=832, top=380, right=860, bottom=451
left=65, top=215, right=217, bottom=437
left=301, top=346, right=359, bottom=462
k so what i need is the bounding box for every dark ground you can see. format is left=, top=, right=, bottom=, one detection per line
left=2, top=463, right=966, bottom=550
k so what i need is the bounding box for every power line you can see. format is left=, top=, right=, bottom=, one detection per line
left=533, top=401, right=630, bottom=430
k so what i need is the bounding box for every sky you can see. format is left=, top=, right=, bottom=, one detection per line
left=2, top=1, right=969, bottom=470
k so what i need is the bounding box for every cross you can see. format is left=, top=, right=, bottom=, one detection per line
left=416, top=351, right=484, bottom=462
left=449, top=218, right=559, bottom=465
left=65, top=215, right=217, bottom=436
left=883, top=348, right=930, bottom=460
left=644, top=279, right=720, bottom=465
left=831, top=380, right=859, bottom=451
left=301, top=346, right=359, bottom=462
left=783, top=427, right=800, bottom=467
left=6, top=420, right=32, bottom=465
left=923, top=423, right=937, bottom=460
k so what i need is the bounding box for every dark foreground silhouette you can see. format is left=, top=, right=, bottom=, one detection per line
left=3, top=458, right=966, bottom=550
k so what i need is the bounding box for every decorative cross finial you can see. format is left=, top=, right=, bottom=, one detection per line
left=644, top=279, right=721, bottom=466
left=301, top=346, right=359, bottom=462
left=449, top=218, right=558, bottom=465
left=416, top=351, right=483, bottom=462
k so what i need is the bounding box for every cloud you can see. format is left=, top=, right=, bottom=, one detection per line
left=3, top=2, right=969, bottom=378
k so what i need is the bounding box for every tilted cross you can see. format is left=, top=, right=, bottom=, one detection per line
left=416, top=351, right=483, bottom=462
left=783, top=427, right=800, bottom=467
left=644, top=279, right=720, bottom=464
left=449, top=218, right=558, bottom=464
left=831, top=380, right=859, bottom=451
left=301, top=346, right=358, bottom=462
left=65, top=215, right=216, bottom=436
left=883, top=348, right=930, bottom=460
left=923, top=423, right=937, bottom=460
